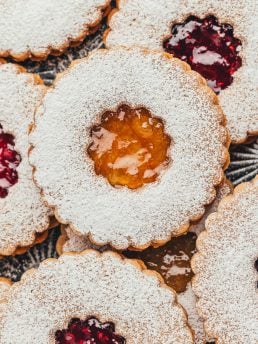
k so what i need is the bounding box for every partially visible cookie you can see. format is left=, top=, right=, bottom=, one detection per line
left=0, top=0, right=111, bottom=61
left=0, top=63, right=52, bottom=255
left=106, top=0, right=258, bottom=143
left=192, top=176, right=258, bottom=343
left=190, top=179, right=232, bottom=235
left=0, top=250, right=193, bottom=343
left=0, top=278, right=11, bottom=303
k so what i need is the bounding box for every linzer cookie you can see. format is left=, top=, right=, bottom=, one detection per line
left=0, top=63, right=52, bottom=255
left=192, top=176, right=258, bottom=343
left=57, top=180, right=232, bottom=343
left=30, top=47, right=229, bottom=250
left=106, top=0, right=258, bottom=143
left=0, top=250, right=193, bottom=343
left=0, top=0, right=111, bottom=61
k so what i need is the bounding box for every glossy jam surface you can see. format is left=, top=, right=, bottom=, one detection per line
left=0, top=125, right=21, bottom=198
left=55, top=317, right=126, bottom=344
left=88, top=105, right=171, bottom=189
left=124, top=232, right=197, bottom=293
left=164, top=15, right=242, bottom=93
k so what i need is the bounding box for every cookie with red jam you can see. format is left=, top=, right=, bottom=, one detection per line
left=30, top=47, right=229, bottom=251
left=192, top=176, right=258, bottom=343
left=0, top=0, right=111, bottom=61
left=0, top=63, right=53, bottom=255
left=0, top=250, right=193, bottom=343
left=106, top=0, right=258, bottom=143
left=57, top=180, right=232, bottom=344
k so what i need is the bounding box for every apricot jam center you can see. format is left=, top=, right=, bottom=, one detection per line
left=55, top=317, right=125, bottom=344
left=163, top=15, right=242, bottom=93
left=87, top=105, right=171, bottom=189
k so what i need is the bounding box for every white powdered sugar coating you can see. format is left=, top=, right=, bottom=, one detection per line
left=192, top=176, right=258, bottom=343
left=30, top=47, right=228, bottom=250
left=60, top=181, right=232, bottom=253
left=0, top=0, right=110, bottom=59
left=0, top=251, right=193, bottom=343
left=106, top=0, right=258, bottom=143
left=0, top=64, right=52, bottom=255
left=61, top=225, right=109, bottom=253
left=0, top=279, right=11, bottom=304
left=178, top=284, right=210, bottom=344
left=190, top=179, right=232, bottom=235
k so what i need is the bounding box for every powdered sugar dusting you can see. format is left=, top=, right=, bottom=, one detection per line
left=0, top=279, right=11, bottom=304
left=30, top=47, right=228, bottom=250
left=190, top=180, right=232, bottom=235
left=0, top=64, right=52, bottom=255
left=61, top=225, right=109, bottom=253
left=106, top=0, right=258, bottom=143
left=0, top=0, right=111, bottom=59
left=178, top=284, right=210, bottom=344
left=0, top=251, right=193, bottom=343
left=192, top=177, right=258, bottom=343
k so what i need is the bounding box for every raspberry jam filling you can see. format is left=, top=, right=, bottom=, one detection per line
left=124, top=232, right=197, bottom=293
left=0, top=125, right=21, bottom=198
left=88, top=105, right=171, bottom=189
left=55, top=317, right=126, bottom=344
left=163, top=15, right=242, bottom=93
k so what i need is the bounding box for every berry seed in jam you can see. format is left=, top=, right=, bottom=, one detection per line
left=55, top=317, right=126, bottom=344
left=87, top=105, right=171, bottom=189
left=0, top=124, right=21, bottom=198
left=163, top=15, right=242, bottom=93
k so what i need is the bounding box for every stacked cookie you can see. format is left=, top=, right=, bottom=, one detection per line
left=0, top=1, right=257, bottom=343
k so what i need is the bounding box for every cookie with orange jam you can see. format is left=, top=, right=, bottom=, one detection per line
left=0, top=0, right=111, bottom=61
left=0, top=63, right=53, bottom=256
left=0, top=250, right=193, bottom=343
left=106, top=0, right=258, bottom=143
left=30, top=47, right=229, bottom=250
left=192, top=176, right=258, bottom=343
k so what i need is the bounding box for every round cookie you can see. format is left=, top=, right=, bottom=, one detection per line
left=0, top=0, right=111, bottom=61
left=106, top=0, right=258, bottom=143
left=0, top=63, right=52, bottom=255
left=192, top=176, right=258, bottom=343
left=30, top=47, right=229, bottom=250
left=0, top=250, right=193, bottom=343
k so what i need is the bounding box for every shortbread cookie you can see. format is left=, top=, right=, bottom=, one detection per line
left=58, top=180, right=232, bottom=343
left=190, top=179, right=232, bottom=235
left=30, top=47, right=229, bottom=250
left=0, top=0, right=111, bottom=61
left=106, top=0, right=258, bottom=143
left=178, top=284, right=209, bottom=344
left=0, top=250, right=193, bottom=343
left=0, top=63, right=52, bottom=255
left=0, top=278, right=11, bottom=303
left=192, top=176, right=258, bottom=343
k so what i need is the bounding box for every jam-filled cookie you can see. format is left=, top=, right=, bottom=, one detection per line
left=0, top=0, right=111, bottom=61
left=106, top=0, right=258, bottom=143
left=30, top=47, right=229, bottom=250
left=0, top=63, right=53, bottom=255
left=192, top=176, right=258, bottom=343
left=57, top=181, right=232, bottom=344
left=0, top=250, right=193, bottom=343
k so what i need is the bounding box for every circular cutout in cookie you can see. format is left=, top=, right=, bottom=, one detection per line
left=88, top=105, right=171, bottom=189
left=0, top=125, right=21, bottom=198
left=55, top=317, right=125, bottom=344
left=163, top=15, right=242, bottom=93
